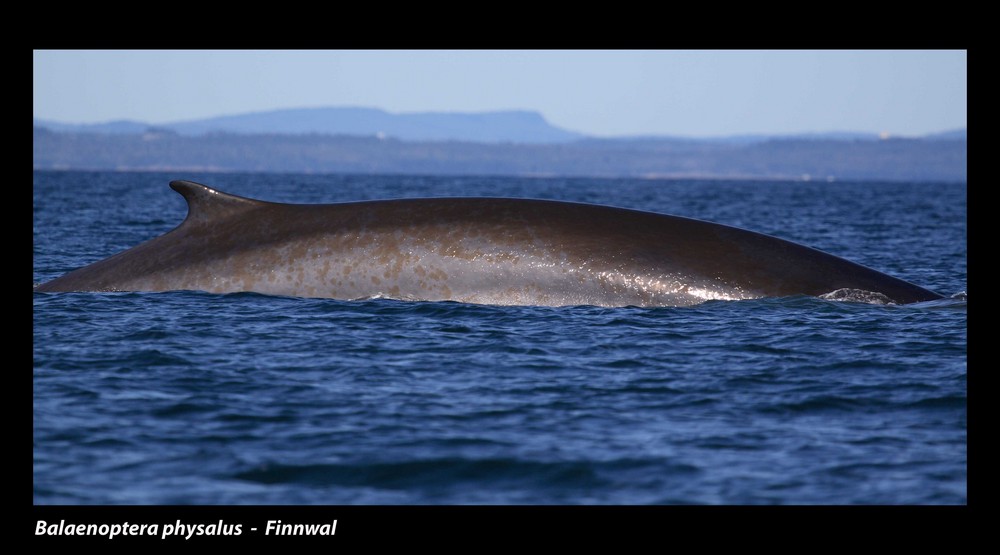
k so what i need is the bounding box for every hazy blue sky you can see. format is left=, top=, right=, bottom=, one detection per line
left=33, top=50, right=966, bottom=137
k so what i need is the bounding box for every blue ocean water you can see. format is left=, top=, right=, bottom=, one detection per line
left=33, top=171, right=967, bottom=504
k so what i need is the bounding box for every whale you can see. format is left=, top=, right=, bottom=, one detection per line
left=34, top=180, right=943, bottom=306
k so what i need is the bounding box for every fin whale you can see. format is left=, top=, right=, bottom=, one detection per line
left=34, top=180, right=943, bottom=306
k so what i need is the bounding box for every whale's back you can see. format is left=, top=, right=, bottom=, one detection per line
left=35, top=181, right=943, bottom=306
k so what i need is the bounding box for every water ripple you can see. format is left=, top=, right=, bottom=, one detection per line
left=33, top=172, right=967, bottom=504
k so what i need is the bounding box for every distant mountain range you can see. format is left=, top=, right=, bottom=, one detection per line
left=33, top=107, right=584, bottom=144
left=33, top=128, right=967, bottom=182
left=32, top=107, right=967, bottom=181
left=32, top=106, right=967, bottom=145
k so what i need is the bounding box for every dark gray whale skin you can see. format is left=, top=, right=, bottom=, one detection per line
left=35, top=180, right=944, bottom=307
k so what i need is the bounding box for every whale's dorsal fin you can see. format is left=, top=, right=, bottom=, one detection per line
left=169, top=180, right=267, bottom=226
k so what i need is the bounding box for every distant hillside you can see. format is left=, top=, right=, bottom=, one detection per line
left=33, top=127, right=967, bottom=182
left=925, top=128, right=967, bottom=140
left=32, top=119, right=150, bottom=135
left=33, top=107, right=584, bottom=145
left=33, top=107, right=967, bottom=147
left=591, top=131, right=887, bottom=145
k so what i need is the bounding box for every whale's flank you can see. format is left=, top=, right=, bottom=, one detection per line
left=35, top=180, right=943, bottom=306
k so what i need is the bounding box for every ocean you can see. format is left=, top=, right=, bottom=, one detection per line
left=33, top=170, right=967, bottom=504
